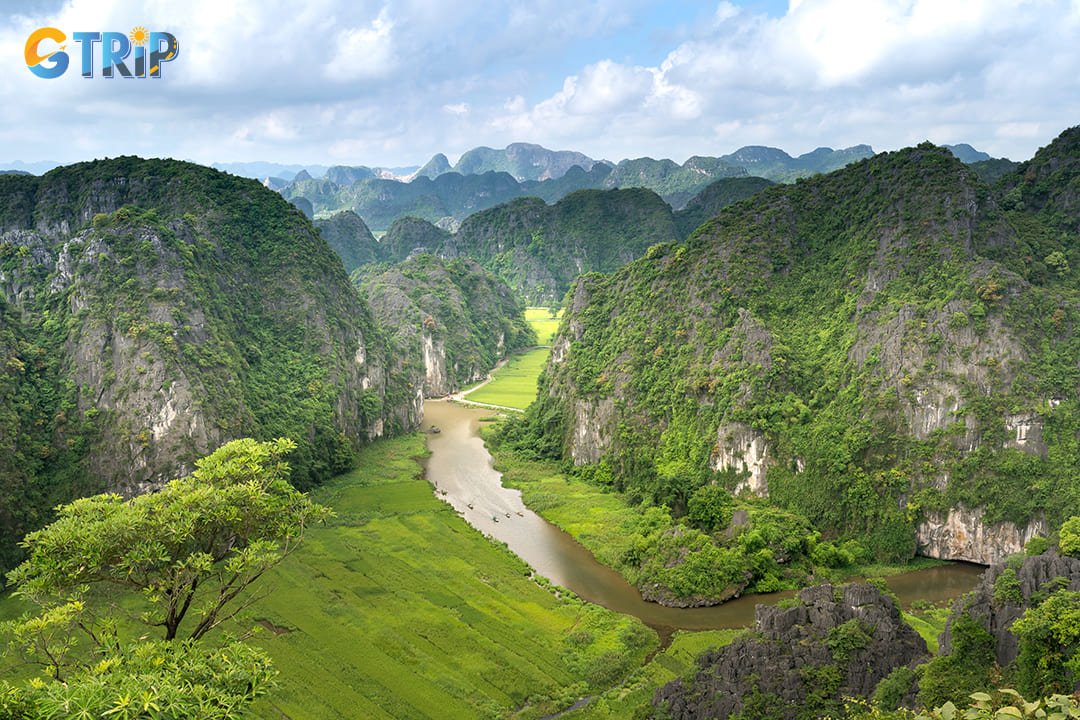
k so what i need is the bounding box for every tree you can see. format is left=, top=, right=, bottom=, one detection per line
left=1045, top=250, right=1070, bottom=277
left=918, top=612, right=996, bottom=708
left=1011, top=589, right=1080, bottom=696
left=7, top=437, right=328, bottom=644
left=1, top=437, right=328, bottom=715
left=1058, top=516, right=1080, bottom=558
left=687, top=484, right=735, bottom=530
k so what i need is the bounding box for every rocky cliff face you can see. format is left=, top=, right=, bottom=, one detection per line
left=538, top=129, right=1080, bottom=566
left=916, top=508, right=1048, bottom=565
left=654, top=584, right=929, bottom=720
left=0, top=157, right=419, bottom=570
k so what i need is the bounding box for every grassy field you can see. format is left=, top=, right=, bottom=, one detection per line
left=525, top=307, right=562, bottom=346
left=465, top=347, right=550, bottom=410
left=239, top=432, right=657, bottom=720
left=902, top=607, right=951, bottom=654
left=490, top=448, right=643, bottom=574
left=567, top=629, right=743, bottom=719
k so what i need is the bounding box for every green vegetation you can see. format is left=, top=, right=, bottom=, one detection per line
left=674, top=176, right=776, bottom=238
left=601, top=156, right=749, bottom=208
left=452, top=144, right=597, bottom=183
left=315, top=210, right=388, bottom=273
left=0, top=157, right=412, bottom=573
left=0, top=438, right=317, bottom=718
left=361, top=253, right=535, bottom=395
left=282, top=148, right=754, bottom=233
left=283, top=171, right=530, bottom=232
left=563, top=629, right=743, bottom=719
left=720, top=144, right=875, bottom=183
left=912, top=691, right=1080, bottom=720
left=525, top=307, right=562, bottom=346
left=508, top=129, right=1080, bottom=605
left=1058, top=516, right=1080, bottom=557
left=465, top=348, right=551, bottom=410
left=0, top=639, right=275, bottom=720
left=373, top=189, right=680, bottom=305
left=1012, top=589, right=1080, bottom=696
left=487, top=435, right=824, bottom=602
left=238, top=432, right=656, bottom=719
left=901, top=607, right=950, bottom=653
left=6, top=438, right=326, bottom=645
left=917, top=612, right=997, bottom=709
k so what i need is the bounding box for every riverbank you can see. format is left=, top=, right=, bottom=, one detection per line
left=481, top=418, right=983, bottom=612
left=243, top=431, right=656, bottom=719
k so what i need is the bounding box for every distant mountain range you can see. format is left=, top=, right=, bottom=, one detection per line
left=278, top=142, right=901, bottom=231
left=279, top=142, right=1024, bottom=232
left=2, top=141, right=1015, bottom=233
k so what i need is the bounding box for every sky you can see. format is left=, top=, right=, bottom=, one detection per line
left=2, top=0, right=1080, bottom=170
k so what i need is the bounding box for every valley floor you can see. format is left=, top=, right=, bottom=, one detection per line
left=241, top=432, right=655, bottom=719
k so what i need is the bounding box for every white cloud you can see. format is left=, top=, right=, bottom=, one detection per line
left=488, top=0, right=1080, bottom=161
left=564, top=60, right=654, bottom=115
left=326, top=7, right=397, bottom=81
left=2, top=0, right=1080, bottom=165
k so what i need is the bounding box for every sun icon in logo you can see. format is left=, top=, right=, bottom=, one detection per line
left=129, top=26, right=148, bottom=46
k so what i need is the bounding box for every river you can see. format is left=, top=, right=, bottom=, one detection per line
left=422, top=400, right=984, bottom=635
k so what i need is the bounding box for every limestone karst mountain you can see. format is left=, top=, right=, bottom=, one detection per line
left=531, top=128, right=1080, bottom=576
left=0, top=157, right=420, bottom=571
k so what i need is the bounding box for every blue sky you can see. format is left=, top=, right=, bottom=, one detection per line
left=2, top=0, right=1080, bottom=169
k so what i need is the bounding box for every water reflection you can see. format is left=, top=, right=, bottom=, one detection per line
left=423, top=400, right=984, bottom=633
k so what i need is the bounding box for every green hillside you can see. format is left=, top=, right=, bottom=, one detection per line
left=361, top=254, right=535, bottom=396
left=0, top=158, right=417, bottom=572
left=512, top=128, right=1080, bottom=603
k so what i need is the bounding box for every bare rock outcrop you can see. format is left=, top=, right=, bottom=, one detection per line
left=654, top=584, right=929, bottom=720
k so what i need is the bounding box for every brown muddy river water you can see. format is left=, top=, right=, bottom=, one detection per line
left=423, top=400, right=985, bottom=634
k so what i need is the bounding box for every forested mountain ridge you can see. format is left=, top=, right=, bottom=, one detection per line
left=360, top=254, right=535, bottom=397
left=314, top=210, right=388, bottom=273
left=0, top=157, right=420, bottom=572
left=381, top=188, right=681, bottom=305
left=451, top=142, right=601, bottom=181
left=533, top=127, right=1080, bottom=570
left=375, top=179, right=776, bottom=306
left=718, top=144, right=874, bottom=182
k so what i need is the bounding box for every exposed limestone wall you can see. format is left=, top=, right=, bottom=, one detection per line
left=654, top=584, right=929, bottom=720
left=1, top=214, right=408, bottom=496
left=711, top=421, right=771, bottom=496
left=916, top=506, right=1048, bottom=565
left=422, top=334, right=449, bottom=396
left=568, top=397, right=616, bottom=464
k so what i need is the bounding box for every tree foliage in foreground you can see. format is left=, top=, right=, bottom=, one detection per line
left=1, top=437, right=329, bottom=718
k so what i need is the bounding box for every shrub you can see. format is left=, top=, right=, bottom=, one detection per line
left=1025, top=536, right=1049, bottom=556
left=992, top=567, right=1024, bottom=605
left=1058, top=516, right=1080, bottom=557
left=872, top=666, right=916, bottom=711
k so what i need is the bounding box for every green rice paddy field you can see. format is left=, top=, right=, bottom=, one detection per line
left=461, top=308, right=560, bottom=410
left=465, top=348, right=551, bottom=410
left=525, top=307, right=562, bottom=346
left=242, top=432, right=658, bottom=719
